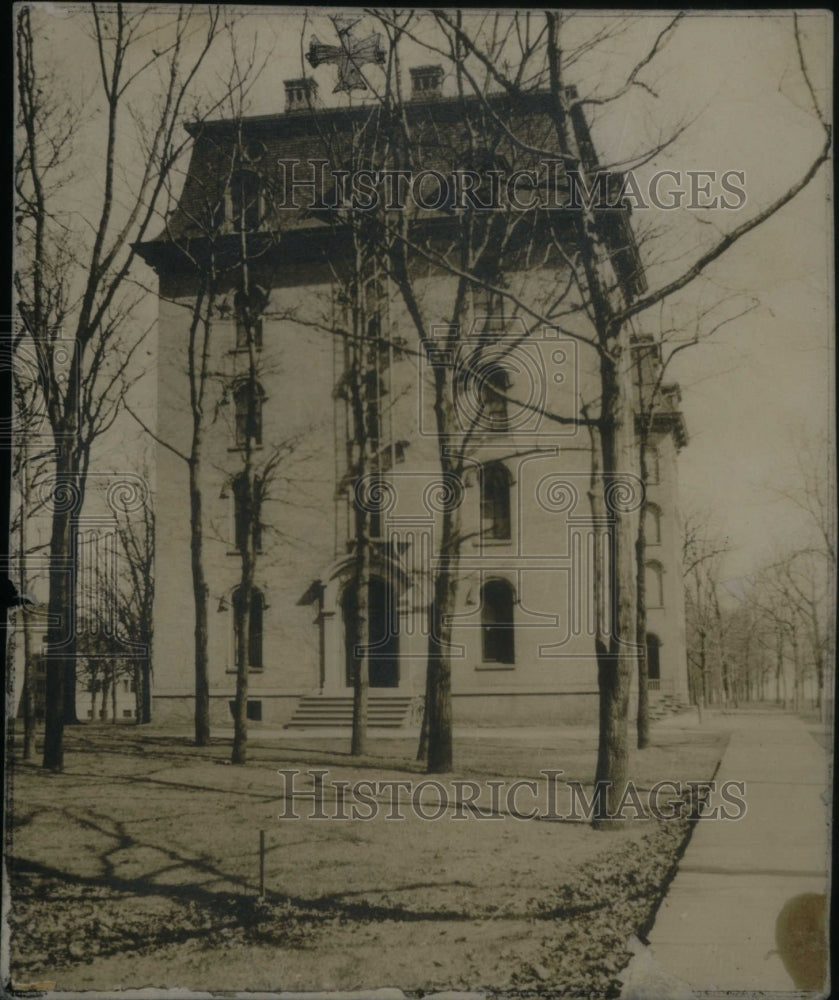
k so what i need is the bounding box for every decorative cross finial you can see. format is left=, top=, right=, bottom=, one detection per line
left=306, top=15, right=386, bottom=93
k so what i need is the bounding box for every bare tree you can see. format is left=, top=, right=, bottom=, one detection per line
left=747, top=548, right=830, bottom=713
left=632, top=297, right=754, bottom=744
left=225, top=129, right=301, bottom=763
left=9, top=373, right=55, bottom=759
left=352, top=11, right=829, bottom=815
left=682, top=510, right=731, bottom=719
left=15, top=4, right=223, bottom=769
left=126, top=18, right=277, bottom=748
left=133, top=29, right=313, bottom=756
left=112, top=475, right=155, bottom=724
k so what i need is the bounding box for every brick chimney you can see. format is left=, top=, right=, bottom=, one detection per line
left=284, top=78, right=318, bottom=113
left=409, top=65, right=443, bottom=100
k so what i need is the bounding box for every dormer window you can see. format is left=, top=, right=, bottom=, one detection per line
left=284, top=77, right=318, bottom=113
left=410, top=65, right=443, bottom=100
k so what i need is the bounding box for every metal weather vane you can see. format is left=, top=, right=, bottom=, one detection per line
left=306, top=15, right=386, bottom=93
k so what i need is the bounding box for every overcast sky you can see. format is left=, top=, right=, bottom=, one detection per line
left=26, top=7, right=833, bottom=579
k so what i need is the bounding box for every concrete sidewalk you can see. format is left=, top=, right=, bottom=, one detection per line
left=624, top=709, right=831, bottom=996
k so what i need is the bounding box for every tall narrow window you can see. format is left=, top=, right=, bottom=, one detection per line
left=644, top=502, right=662, bottom=545
left=481, top=461, right=511, bottom=540
left=233, top=473, right=262, bottom=552
left=233, top=381, right=264, bottom=447
left=645, top=560, right=664, bottom=608
left=235, top=312, right=263, bottom=351
left=481, top=578, right=515, bottom=664
left=232, top=586, right=264, bottom=670
left=646, top=444, right=660, bottom=484
left=234, top=286, right=267, bottom=350
left=364, top=368, right=382, bottom=454
left=229, top=169, right=261, bottom=231
left=646, top=633, right=661, bottom=683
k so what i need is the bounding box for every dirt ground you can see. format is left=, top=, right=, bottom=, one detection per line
left=5, top=719, right=728, bottom=995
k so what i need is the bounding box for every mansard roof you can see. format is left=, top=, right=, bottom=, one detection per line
left=136, top=88, right=645, bottom=297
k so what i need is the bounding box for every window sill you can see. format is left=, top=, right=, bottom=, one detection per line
left=227, top=445, right=264, bottom=453
left=472, top=537, right=513, bottom=547
left=475, top=663, right=515, bottom=671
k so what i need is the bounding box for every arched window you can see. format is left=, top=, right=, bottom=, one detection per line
left=646, top=633, right=661, bottom=684
left=233, top=380, right=264, bottom=447
left=644, top=502, right=662, bottom=545
left=646, top=443, right=660, bottom=484
left=229, top=169, right=261, bottom=231
left=232, top=586, right=264, bottom=670
left=645, top=560, right=664, bottom=608
left=233, top=472, right=262, bottom=552
left=481, top=578, right=515, bottom=664
left=481, top=462, right=511, bottom=540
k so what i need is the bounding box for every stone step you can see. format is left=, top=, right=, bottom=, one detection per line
left=285, top=695, right=414, bottom=729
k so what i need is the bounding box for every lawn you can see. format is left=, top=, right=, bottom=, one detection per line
left=6, top=717, right=728, bottom=994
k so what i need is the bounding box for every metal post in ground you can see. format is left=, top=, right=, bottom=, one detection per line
left=259, top=828, right=265, bottom=899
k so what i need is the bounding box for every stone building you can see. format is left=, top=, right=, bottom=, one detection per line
left=138, top=68, right=689, bottom=729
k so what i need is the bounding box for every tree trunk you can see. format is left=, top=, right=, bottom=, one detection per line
left=21, top=632, right=37, bottom=759
left=141, top=655, right=152, bottom=723
left=425, top=499, right=461, bottom=774
left=133, top=661, right=142, bottom=724
left=347, top=257, right=379, bottom=759
left=42, top=479, right=73, bottom=770
left=19, top=458, right=37, bottom=760
left=815, top=655, right=824, bottom=713
left=189, top=459, right=211, bottom=746
left=543, top=28, right=640, bottom=826
left=231, top=434, right=253, bottom=766
left=61, top=507, right=80, bottom=725
left=232, top=584, right=250, bottom=764
left=592, top=354, right=639, bottom=828
left=635, top=443, right=650, bottom=749
left=231, top=243, right=265, bottom=766
left=100, top=669, right=109, bottom=720
left=350, top=537, right=370, bottom=757
left=416, top=648, right=431, bottom=762
left=775, top=631, right=784, bottom=704
left=790, top=631, right=801, bottom=712
left=111, top=663, right=117, bottom=722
